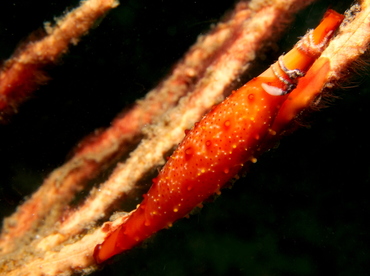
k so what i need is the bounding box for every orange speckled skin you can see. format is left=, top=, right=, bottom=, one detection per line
left=94, top=10, right=343, bottom=263
left=94, top=77, right=288, bottom=263
left=132, top=78, right=283, bottom=233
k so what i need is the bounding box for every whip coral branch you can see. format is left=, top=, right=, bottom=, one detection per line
left=0, top=0, right=369, bottom=275
left=0, top=0, right=118, bottom=122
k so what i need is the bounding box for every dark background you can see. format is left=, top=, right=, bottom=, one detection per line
left=0, top=0, right=369, bottom=275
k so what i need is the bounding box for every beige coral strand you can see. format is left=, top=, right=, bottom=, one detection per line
left=0, top=0, right=121, bottom=254
left=0, top=0, right=119, bottom=120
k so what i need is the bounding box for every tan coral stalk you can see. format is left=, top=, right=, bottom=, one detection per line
left=0, top=0, right=119, bottom=121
